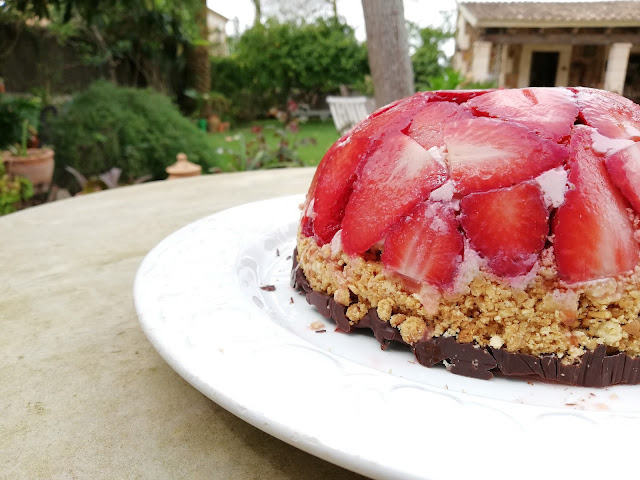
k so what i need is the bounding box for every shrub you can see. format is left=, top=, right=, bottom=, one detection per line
left=50, top=81, right=222, bottom=191
left=212, top=18, right=369, bottom=122
left=210, top=56, right=261, bottom=122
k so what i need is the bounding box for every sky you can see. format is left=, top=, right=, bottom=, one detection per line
left=209, top=0, right=626, bottom=44
left=211, top=0, right=458, bottom=41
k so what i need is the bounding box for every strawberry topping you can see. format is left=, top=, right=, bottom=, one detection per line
left=382, top=201, right=463, bottom=287
left=466, top=87, right=578, bottom=141
left=302, top=88, right=640, bottom=285
left=304, top=94, right=445, bottom=244
left=305, top=133, right=372, bottom=244
left=341, top=133, right=448, bottom=255
left=422, top=89, right=492, bottom=104
left=460, top=182, right=549, bottom=277
left=406, top=101, right=473, bottom=151
left=576, top=87, right=640, bottom=140
left=553, top=126, right=639, bottom=282
left=444, top=117, right=568, bottom=195
left=605, top=142, right=640, bottom=213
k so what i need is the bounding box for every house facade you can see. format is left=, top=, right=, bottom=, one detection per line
left=453, top=1, right=640, bottom=101
left=207, top=8, right=229, bottom=56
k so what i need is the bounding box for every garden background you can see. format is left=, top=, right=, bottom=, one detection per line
left=0, top=0, right=488, bottom=212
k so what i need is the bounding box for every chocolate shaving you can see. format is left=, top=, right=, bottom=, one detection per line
left=315, top=329, right=327, bottom=333
left=260, top=285, right=276, bottom=291
left=291, top=249, right=640, bottom=387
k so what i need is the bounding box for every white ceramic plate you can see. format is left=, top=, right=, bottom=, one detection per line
left=135, top=195, right=640, bottom=480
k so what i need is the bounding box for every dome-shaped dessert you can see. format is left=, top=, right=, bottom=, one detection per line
left=292, top=87, right=640, bottom=387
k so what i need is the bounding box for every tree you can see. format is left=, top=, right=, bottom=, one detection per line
left=4, top=0, right=125, bottom=22
left=6, top=0, right=202, bottom=94
left=328, top=0, right=338, bottom=19
left=252, top=0, right=262, bottom=26
left=361, top=0, right=414, bottom=108
left=186, top=0, right=211, bottom=110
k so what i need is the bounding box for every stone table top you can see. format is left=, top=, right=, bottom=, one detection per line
left=2, top=168, right=365, bottom=479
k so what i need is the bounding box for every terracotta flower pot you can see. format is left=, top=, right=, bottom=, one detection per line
left=3, top=148, right=55, bottom=192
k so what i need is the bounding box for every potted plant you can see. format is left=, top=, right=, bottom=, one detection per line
left=3, top=119, right=55, bottom=194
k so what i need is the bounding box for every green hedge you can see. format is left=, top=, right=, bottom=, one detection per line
left=51, top=81, right=222, bottom=190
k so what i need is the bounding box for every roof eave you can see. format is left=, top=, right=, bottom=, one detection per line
left=459, top=4, right=479, bottom=27
left=475, top=20, right=640, bottom=28
left=207, top=7, right=229, bottom=22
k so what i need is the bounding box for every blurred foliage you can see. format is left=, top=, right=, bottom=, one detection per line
left=425, top=67, right=498, bottom=91
left=410, top=23, right=454, bottom=91
left=50, top=81, right=221, bottom=192
left=216, top=121, right=316, bottom=171
left=210, top=56, right=257, bottom=122
left=408, top=21, right=498, bottom=92
left=350, top=74, right=374, bottom=97
left=0, top=161, right=34, bottom=215
left=212, top=18, right=369, bottom=121
left=3, top=0, right=203, bottom=94
left=464, top=79, right=499, bottom=89
left=3, top=0, right=106, bottom=21
left=207, top=119, right=339, bottom=168
left=184, top=88, right=232, bottom=120
left=424, top=67, right=465, bottom=90
left=0, top=95, right=41, bottom=149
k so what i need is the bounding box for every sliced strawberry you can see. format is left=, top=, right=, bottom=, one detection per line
left=576, top=87, right=640, bottom=140
left=341, top=133, right=448, bottom=255
left=422, top=89, right=493, bottom=104
left=444, top=117, right=568, bottom=195
left=305, top=95, right=424, bottom=243
left=605, top=142, right=640, bottom=213
left=466, top=87, right=578, bottom=141
left=460, top=182, right=549, bottom=277
left=302, top=95, right=443, bottom=244
left=406, top=101, right=473, bottom=150
left=553, top=126, right=639, bottom=282
left=303, top=92, right=482, bottom=241
left=304, top=133, right=372, bottom=244
left=367, top=97, right=405, bottom=119
left=382, top=201, right=463, bottom=288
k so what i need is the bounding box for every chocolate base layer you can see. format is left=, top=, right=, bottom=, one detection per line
left=291, top=249, right=640, bottom=387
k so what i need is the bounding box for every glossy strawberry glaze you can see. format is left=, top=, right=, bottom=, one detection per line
left=301, top=87, right=640, bottom=288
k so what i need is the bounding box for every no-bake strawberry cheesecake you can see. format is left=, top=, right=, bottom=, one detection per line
left=291, top=87, right=640, bottom=387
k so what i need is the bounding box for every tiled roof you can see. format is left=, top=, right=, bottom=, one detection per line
left=459, top=1, right=640, bottom=26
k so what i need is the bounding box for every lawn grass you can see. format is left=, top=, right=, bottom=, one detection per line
left=206, top=118, right=340, bottom=171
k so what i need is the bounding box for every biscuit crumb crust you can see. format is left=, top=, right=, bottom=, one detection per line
left=297, top=233, right=640, bottom=364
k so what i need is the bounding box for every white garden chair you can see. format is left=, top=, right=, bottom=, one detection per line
left=326, top=96, right=376, bottom=134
